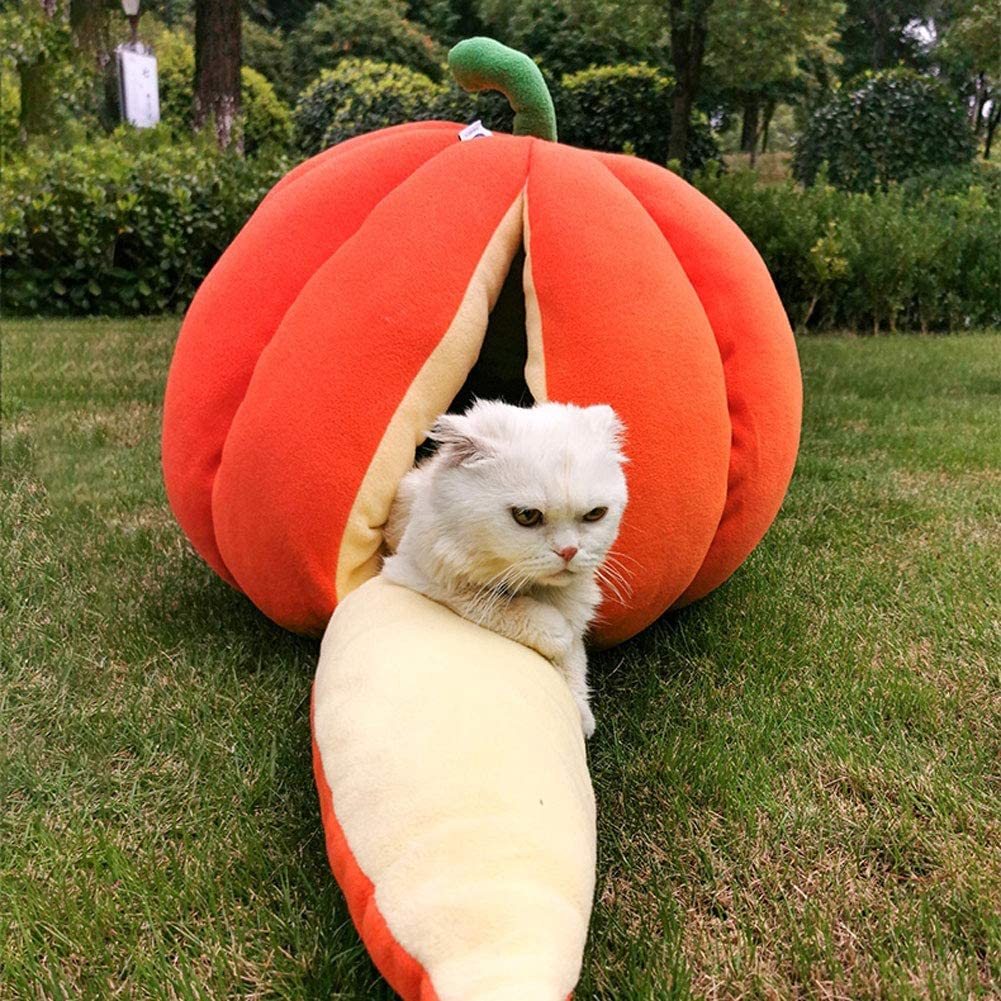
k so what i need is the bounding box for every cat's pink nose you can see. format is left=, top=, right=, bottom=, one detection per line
left=556, top=546, right=578, bottom=563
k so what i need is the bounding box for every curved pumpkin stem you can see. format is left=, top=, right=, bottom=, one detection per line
left=448, top=37, right=558, bottom=142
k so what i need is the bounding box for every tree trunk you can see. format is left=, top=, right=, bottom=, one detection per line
left=70, top=0, right=117, bottom=131
left=740, top=96, right=759, bottom=154
left=760, top=98, right=777, bottom=154
left=869, top=5, right=891, bottom=69
left=984, top=98, right=1001, bottom=160
left=194, top=0, right=242, bottom=151
left=970, top=71, right=986, bottom=132
left=667, top=0, right=711, bottom=168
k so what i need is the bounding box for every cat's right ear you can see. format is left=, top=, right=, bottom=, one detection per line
left=427, top=414, right=493, bottom=466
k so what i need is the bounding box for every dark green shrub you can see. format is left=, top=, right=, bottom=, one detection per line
left=293, top=59, right=490, bottom=157
left=559, top=64, right=671, bottom=161
left=156, top=28, right=293, bottom=154
left=694, top=164, right=1000, bottom=332
left=0, top=129, right=288, bottom=316
left=287, top=0, right=444, bottom=85
left=557, top=64, right=720, bottom=172
left=793, top=69, right=976, bottom=192
left=316, top=60, right=447, bottom=151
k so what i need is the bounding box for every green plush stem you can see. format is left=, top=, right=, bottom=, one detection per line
left=448, top=37, right=557, bottom=142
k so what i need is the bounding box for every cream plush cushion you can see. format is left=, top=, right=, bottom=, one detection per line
left=313, top=576, right=597, bottom=1000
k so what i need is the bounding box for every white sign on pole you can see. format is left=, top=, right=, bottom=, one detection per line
left=117, top=47, right=160, bottom=128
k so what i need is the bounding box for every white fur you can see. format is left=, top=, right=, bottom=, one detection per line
left=382, top=399, right=629, bottom=737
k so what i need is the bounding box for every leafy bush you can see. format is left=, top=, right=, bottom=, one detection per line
left=292, top=59, right=483, bottom=156
left=156, top=29, right=293, bottom=154
left=793, top=69, right=976, bottom=191
left=695, top=164, right=1000, bottom=332
left=287, top=0, right=444, bottom=85
left=557, top=64, right=720, bottom=172
left=559, top=64, right=671, bottom=161
left=1, top=68, right=20, bottom=153
left=241, top=15, right=293, bottom=102
left=240, top=66, right=294, bottom=154
left=1, top=129, right=288, bottom=316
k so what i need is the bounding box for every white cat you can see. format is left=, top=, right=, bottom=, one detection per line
left=382, top=399, right=629, bottom=738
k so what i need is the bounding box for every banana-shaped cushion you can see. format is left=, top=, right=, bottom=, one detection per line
left=313, top=576, right=595, bottom=1000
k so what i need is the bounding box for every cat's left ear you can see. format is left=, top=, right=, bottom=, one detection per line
left=427, top=414, right=494, bottom=467
left=588, top=405, right=628, bottom=461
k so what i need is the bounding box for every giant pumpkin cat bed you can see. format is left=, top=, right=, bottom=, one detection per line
left=162, top=38, right=801, bottom=1000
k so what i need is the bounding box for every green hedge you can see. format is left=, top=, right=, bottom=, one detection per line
left=794, top=69, right=976, bottom=192
left=4, top=114, right=995, bottom=332
left=558, top=64, right=720, bottom=173
left=695, top=165, right=1000, bottom=332
left=1, top=130, right=288, bottom=316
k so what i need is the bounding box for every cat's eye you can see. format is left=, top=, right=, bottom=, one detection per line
left=512, top=507, right=544, bottom=527
left=583, top=507, right=608, bottom=523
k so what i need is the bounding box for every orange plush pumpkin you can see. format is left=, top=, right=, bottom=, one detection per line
left=162, top=41, right=801, bottom=649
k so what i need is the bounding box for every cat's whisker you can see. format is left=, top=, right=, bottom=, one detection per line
left=606, top=550, right=641, bottom=574
left=600, top=557, right=637, bottom=596
left=598, top=554, right=633, bottom=586
left=595, top=564, right=631, bottom=604
left=600, top=563, right=633, bottom=596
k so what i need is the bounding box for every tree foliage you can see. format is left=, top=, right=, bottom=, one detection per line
left=707, top=0, right=844, bottom=154
left=471, top=0, right=667, bottom=76
left=834, top=0, right=938, bottom=82
left=793, top=68, right=976, bottom=191
left=287, top=0, right=445, bottom=84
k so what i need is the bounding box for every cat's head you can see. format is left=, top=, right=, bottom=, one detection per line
left=420, top=400, right=628, bottom=591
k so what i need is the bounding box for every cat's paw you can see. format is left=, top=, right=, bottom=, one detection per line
left=577, top=698, right=596, bottom=739
left=512, top=599, right=574, bottom=661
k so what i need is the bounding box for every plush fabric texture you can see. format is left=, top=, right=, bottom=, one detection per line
left=313, top=576, right=595, bottom=1000
left=162, top=121, right=801, bottom=644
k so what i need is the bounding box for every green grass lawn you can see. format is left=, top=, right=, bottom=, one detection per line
left=3, top=318, right=1000, bottom=1000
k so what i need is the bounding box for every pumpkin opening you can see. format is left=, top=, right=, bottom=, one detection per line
left=440, top=246, right=533, bottom=421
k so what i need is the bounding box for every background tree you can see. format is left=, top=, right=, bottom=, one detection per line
left=937, top=0, right=1001, bottom=157
left=69, top=0, right=117, bottom=130
left=835, top=0, right=937, bottom=81
left=667, top=0, right=713, bottom=165
left=448, top=0, right=667, bottom=77
left=193, top=0, right=241, bottom=149
left=707, top=0, right=843, bottom=163
left=9, top=0, right=61, bottom=138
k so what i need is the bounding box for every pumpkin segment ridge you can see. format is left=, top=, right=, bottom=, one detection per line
left=209, top=138, right=534, bottom=633
left=596, top=153, right=802, bottom=607
left=162, top=126, right=459, bottom=585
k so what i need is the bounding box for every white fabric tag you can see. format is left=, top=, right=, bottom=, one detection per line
left=458, top=120, right=493, bottom=141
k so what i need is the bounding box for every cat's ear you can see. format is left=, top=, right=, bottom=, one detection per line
left=588, top=405, right=628, bottom=460
left=427, top=414, right=494, bottom=466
